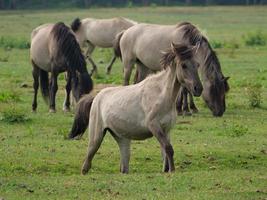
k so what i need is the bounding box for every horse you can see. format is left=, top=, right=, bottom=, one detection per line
left=114, top=22, right=229, bottom=117
left=68, top=43, right=203, bottom=174
left=30, top=22, right=93, bottom=112
left=71, top=17, right=137, bottom=74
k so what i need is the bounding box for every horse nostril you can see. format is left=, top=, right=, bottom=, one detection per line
left=193, top=85, right=202, bottom=96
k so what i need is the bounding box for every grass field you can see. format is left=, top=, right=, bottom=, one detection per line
left=0, top=6, right=267, bottom=200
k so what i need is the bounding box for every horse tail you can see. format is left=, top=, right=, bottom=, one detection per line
left=68, top=95, right=94, bottom=139
left=71, top=18, right=82, bottom=32
left=39, top=69, right=49, bottom=104
left=51, top=22, right=93, bottom=95
left=113, top=30, right=124, bottom=59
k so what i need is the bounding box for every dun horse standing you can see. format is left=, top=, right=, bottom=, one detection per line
left=114, top=22, right=229, bottom=116
left=71, top=17, right=137, bottom=74
left=30, top=22, right=93, bottom=112
left=69, top=43, right=203, bottom=174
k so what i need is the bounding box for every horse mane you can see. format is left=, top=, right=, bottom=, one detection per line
left=51, top=22, right=92, bottom=94
left=71, top=18, right=82, bottom=32
left=121, top=17, right=138, bottom=25
left=160, top=43, right=193, bottom=69
left=178, top=22, right=224, bottom=80
left=51, top=22, right=87, bottom=74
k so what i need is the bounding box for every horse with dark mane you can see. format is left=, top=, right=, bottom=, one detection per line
left=114, top=22, right=229, bottom=116
left=30, top=22, right=93, bottom=112
left=69, top=43, right=203, bottom=174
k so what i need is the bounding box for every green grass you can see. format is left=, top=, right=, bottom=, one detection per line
left=0, top=6, right=267, bottom=200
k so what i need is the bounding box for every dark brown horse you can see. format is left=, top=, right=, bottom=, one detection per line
left=30, top=22, right=93, bottom=112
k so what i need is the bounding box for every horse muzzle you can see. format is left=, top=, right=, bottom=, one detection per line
left=192, top=84, right=203, bottom=97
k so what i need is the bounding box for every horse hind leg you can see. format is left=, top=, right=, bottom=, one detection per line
left=189, top=92, right=198, bottom=113
left=31, top=61, right=40, bottom=112
left=106, top=54, right=116, bottom=75
left=176, top=87, right=184, bottom=116
left=81, top=122, right=106, bottom=175
left=85, top=42, right=97, bottom=75
left=123, top=59, right=135, bottom=86
left=111, top=132, right=131, bottom=173
left=182, top=88, right=192, bottom=116
left=134, top=62, right=152, bottom=84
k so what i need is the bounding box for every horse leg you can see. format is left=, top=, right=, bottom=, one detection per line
left=182, top=88, right=191, bottom=116
left=63, top=71, right=71, bottom=112
left=112, top=134, right=131, bottom=173
left=106, top=54, right=116, bottom=75
left=189, top=92, right=198, bottom=113
left=31, top=63, right=39, bottom=112
left=148, top=121, right=175, bottom=172
left=49, top=71, right=58, bottom=113
left=161, top=134, right=171, bottom=172
left=123, top=59, right=135, bottom=86
left=85, top=43, right=97, bottom=75
left=81, top=124, right=106, bottom=175
left=134, top=62, right=151, bottom=84
left=176, top=87, right=184, bottom=116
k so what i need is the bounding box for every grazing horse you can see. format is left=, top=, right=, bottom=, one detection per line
left=71, top=17, right=137, bottom=74
left=30, top=22, right=93, bottom=112
left=114, top=22, right=229, bottom=117
left=69, top=43, right=203, bottom=174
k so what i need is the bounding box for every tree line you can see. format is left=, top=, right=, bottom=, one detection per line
left=0, top=0, right=266, bottom=9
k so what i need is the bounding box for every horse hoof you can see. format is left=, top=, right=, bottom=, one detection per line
left=32, top=109, right=37, bottom=113
left=49, top=109, right=56, bottom=113
left=63, top=107, right=70, bottom=112
left=191, top=108, right=198, bottom=113
left=177, top=111, right=183, bottom=116
left=183, top=111, right=192, bottom=116
left=81, top=168, right=89, bottom=175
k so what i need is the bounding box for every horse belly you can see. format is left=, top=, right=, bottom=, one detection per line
left=108, top=118, right=152, bottom=140
left=87, top=26, right=116, bottom=48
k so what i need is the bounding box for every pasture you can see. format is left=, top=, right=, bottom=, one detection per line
left=0, top=6, right=267, bottom=199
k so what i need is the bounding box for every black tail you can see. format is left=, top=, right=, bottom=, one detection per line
left=71, top=18, right=82, bottom=32
left=68, top=95, right=94, bottom=139
left=113, top=31, right=124, bottom=59
left=39, top=69, right=49, bottom=104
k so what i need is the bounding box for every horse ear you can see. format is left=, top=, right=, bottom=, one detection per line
left=224, top=76, right=230, bottom=81
left=223, top=77, right=230, bottom=92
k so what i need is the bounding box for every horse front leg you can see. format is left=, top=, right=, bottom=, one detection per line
left=63, top=71, right=71, bottom=112
left=148, top=121, right=175, bottom=173
left=31, top=63, right=39, bottom=112
left=182, top=88, right=191, bottom=116
left=49, top=71, right=58, bottom=113
left=112, top=135, right=131, bottom=173
left=189, top=92, right=198, bottom=113
left=106, top=54, right=116, bottom=75
left=176, top=87, right=184, bottom=115
left=161, top=135, right=171, bottom=172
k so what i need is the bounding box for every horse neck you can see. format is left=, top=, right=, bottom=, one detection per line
left=197, top=42, right=223, bottom=83
left=159, top=64, right=181, bottom=104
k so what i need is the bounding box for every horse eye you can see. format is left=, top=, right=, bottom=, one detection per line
left=182, top=64, right=187, bottom=69
left=196, top=63, right=200, bottom=68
